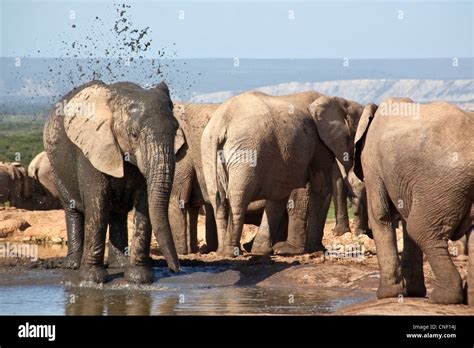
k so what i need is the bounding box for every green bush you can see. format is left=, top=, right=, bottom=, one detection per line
left=0, top=115, right=46, bottom=166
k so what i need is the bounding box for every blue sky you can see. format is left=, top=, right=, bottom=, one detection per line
left=1, top=0, right=473, bottom=59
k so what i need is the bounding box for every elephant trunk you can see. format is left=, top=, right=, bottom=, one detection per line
left=144, top=141, right=180, bottom=273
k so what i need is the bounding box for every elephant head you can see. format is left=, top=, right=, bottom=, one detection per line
left=352, top=97, right=415, bottom=182
left=62, top=80, right=180, bottom=272
left=309, top=96, right=365, bottom=192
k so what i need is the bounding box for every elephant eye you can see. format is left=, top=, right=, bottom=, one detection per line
left=130, top=129, right=139, bottom=140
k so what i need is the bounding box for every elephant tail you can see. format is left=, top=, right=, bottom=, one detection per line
left=215, top=132, right=228, bottom=208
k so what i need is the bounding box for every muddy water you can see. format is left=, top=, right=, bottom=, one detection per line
left=0, top=264, right=373, bottom=315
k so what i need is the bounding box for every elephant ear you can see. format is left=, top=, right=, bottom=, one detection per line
left=309, top=96, right=352, bottom=174
left=353, top=103, right=378, bottom=181
left=63, top=84, right=124, bottom=178
left=174, top=127, right=186, bottom=155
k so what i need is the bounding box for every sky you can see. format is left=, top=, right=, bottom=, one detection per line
left=0, top=0, right=473, bottom=59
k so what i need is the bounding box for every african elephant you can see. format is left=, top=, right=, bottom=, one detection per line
left=354, top=97, right=473, bottom=304
left=28, top=151, right=61, bottom=210
left=170, top=102, right=268, bottom=254
left=0, top=162, right=34, bottom=209
left=201, top=91, right=366, bottom=257
left=43, top=80, right=180, bottom=284
left=271, top=95, right=368, bottom=255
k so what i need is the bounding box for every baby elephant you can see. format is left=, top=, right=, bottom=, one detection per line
left=354, top=97, right=473, bottom=304
left=44, top=80, right=180, bottom=284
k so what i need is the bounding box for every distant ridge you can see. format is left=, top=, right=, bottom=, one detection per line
left=190, top=79, right=474, bottom=110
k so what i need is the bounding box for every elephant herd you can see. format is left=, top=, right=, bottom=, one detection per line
left=22, top=79, right=472, bottom=306
left=0, top=152, right=60, bottom=210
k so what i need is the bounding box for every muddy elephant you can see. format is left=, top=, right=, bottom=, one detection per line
left=0, top=162, right=34, bottom=209
left=28, top=151, right=61, bottom=210
left=201, top=91, right=366, bottom=257
left=44, top=80, right=180, bottom=284
left=354, top=97, right=473, bottom=304
left=170, top=102, right=267, bottom=254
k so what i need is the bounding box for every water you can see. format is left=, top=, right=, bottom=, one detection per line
left=0, top=266, right=373, bottom=315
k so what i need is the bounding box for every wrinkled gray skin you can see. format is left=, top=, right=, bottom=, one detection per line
left=170, top=102, right=268, bottom=254
left=202, top=92, right=365, bottom=257
left=354, top=98, right=474, bottom=304
left=28, top=151, right=61, bottom=210
left=0, top=162, right=34, bottom=209
left=44, top=80, right=180, bottom=284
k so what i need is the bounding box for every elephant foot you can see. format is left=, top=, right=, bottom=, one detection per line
left=175, top=243, right=190, bottom=255
left=250, top=242, right=273, bottom=256
left=63, top=251, right=82, bottom=270
left=376, top=282, right=406, bottom=299
left=80, top=265, right=107, bottom=284
left=273, top=241, right=304, bottom=255
left=333, top=223, right=350, bottom=237
left=107, top=247, right=129, bottom=269
left=125, top=265, right=154, bottom=284
left=219, top=245, right=242, bottom=258
left=429, top=284, right=463, bottom=304
left=353, top=227, right=366, bottom=237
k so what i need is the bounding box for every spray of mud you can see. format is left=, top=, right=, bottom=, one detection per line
left=7, top=2, right=198, bottom=112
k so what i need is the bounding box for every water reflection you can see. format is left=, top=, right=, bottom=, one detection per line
left=65, top=288, right=153, bottom=315
left=62, top=285, right=371, bottom=315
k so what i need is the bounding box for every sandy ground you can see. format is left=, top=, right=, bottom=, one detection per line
left=0, top=206, right=472, bottom=315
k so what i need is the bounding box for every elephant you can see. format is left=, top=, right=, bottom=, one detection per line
left=43, top=80, right=180, bottom=284
left=28, top=151, right=61, bottom=210
left=271, top=95, right=368, bottom=255
left=201, top=91, right=366, bottom=257
left=0, top=162, right=34, bottom=209
left=170, top=102, right=268, bottom=254
left=353, top=97, right=473, bottom=304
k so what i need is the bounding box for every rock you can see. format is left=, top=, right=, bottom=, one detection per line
left=0, top=218, right=31, bottom=238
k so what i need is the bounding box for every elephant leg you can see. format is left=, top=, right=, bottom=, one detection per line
left=468, top=230, right=474, bottom=305
left=400, top=219, right=426, bottom=297
left=188, top=205, right=199, bottom=253
left=252, top=198, right=288, bottom=255
left=366, top=179, right=405, bottom=299
left=125, top=186, right=153, bottom=284
left=332, top=165, right=351, bottom=236
left=273, top=188, right=309, bottom=255
left=204, top=203, right=218, bottom=252
left=307, top=188, right=331, bottom=252
left=56, top=177, right=84, bottom=270
left=107, top=212, right=129, bottom=268
left=215, top=202, right=228, bottom=255
left=79, top=189, right=109, bottom=284
left=221, top=188, right=252, bottom=257
left=406, top=211, right=463, bottom=304
left=63, top=207, right=85, bottom=269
